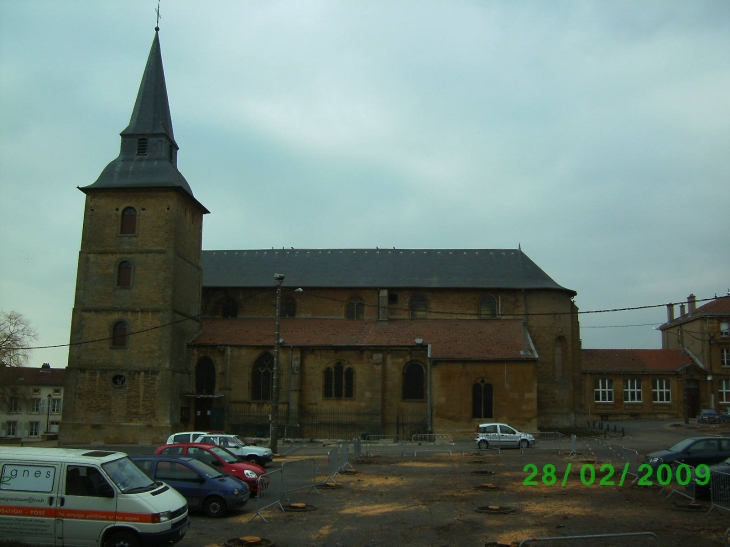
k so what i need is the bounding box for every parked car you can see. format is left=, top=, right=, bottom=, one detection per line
left=155, top=443, right=265, bottom=493
left=166, top=431, right=210, bottom=444
left=696, top=409, right=722, bottom=424
left=643, top=436, right=730, bottom=470
left=194, top=434, right=274, bottom=466
left=475, top=423, right=535, bottom=449
left=131, top=455, right=249, bottom=517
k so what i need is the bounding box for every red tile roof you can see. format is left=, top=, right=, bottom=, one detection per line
left=581, top=349, right=689, bottom=372
left=2, top=365, right=66, bottom=386
left=694, top=295, right=730, bottom=315
left=190, top=318, right=533, bottom=361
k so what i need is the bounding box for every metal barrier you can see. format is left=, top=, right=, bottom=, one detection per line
left=323, top=447, right=340, bottom=485
left=281, top=458, right=320, bottom=501
left=664, top=462, right=696, bottom=502
left=411, top=433, right=454, bottom=444
left=249, top=469, right=284, bottom=522
left=339, top=442, right=354, bottom=471
left=708, top=469, right=730, bottom=515
left=518, top=531, right=660, bottom=546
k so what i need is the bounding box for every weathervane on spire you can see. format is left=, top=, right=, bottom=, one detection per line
left=155, top=0, right=161, bottom=31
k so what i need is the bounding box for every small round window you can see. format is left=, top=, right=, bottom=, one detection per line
left=111, top=374, right=127, bottom=387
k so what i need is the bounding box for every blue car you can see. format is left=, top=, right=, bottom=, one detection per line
left=132, top=455, right=249, bottom=517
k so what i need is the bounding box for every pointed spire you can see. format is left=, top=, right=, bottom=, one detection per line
left=120, top=30, right=176, bottom=145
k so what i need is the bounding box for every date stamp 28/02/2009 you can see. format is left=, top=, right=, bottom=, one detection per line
left=522, top=462, right=710, bottom=487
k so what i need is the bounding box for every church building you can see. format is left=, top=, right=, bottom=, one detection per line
left=59, top=30, right=581, bottom=445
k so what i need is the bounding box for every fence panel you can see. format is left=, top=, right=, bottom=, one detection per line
left=323, top=448, right=340, bottom=485
left=708, top=469, right=730, bottom=515
left=249, top=469, right=284, bottom=522
left=281, top=458, right=320, bottom=501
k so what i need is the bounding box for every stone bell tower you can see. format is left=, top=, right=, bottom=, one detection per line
left=60, top=29, right=209, bottom=444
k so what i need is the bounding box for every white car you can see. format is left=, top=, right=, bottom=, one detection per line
left=194, top=434, right=274, bottom=466
left=475, top=423, right=535, bottom=450
left=166, top=431, right=210, bottom=444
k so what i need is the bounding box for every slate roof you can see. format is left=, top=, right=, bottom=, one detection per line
left=202, top=248, right=575, bottom=293
left=581, top=349, right=689, bottom=373
left=190, top=318, right=535, bottom=361
left=2, top=365, right=66, bottom=387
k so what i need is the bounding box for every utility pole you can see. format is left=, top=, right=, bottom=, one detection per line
left=270, top=273, right=284, bottom=454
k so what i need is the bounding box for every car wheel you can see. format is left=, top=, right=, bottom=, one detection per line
left=104, top=530, right=140, bottom=547
left=519, top=439, right=529, bottom=449
left=204, top=495, right=227, bottom=518
left=477, top=440, right=488, bottom=450
left=247, top=455, right=262, bottom=466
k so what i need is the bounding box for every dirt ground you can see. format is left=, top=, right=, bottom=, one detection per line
left=179, top=447, right=730, bottom=547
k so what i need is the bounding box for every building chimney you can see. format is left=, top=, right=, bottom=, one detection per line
left=680, top=303, right=686, bottom=317
left=688, top=294, right=696, bottom=314
left=41, top=363, right=51, bottom=372
left=667, top=304, right=675, bottom=322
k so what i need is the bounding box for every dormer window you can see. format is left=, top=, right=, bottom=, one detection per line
left=136, top=138, right=148, bottom=155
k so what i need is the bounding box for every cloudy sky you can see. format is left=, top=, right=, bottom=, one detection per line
left=1, top=1, right=728, bottom=369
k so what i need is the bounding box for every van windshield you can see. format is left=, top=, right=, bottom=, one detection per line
left=102, top=457, right=157, bottom=493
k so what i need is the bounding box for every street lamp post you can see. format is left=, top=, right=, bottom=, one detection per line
left=46, top=393, right=52, bottom=434
left=270, top=273, right=285, bottom=454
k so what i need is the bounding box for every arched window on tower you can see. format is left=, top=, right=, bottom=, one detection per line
left=346, top=297, right=364, bottom=320
left=111, top=321, right=129, bottom=348
left=410, top=295, right=427, bottom=319
left=196, top=357, right=216, bottom=396
left=472, top=381, right=493, bottom=419
left=120, top=207, right=137, bottom=235
left=402, top=361, right=425, bottom=400
left=479, top=295, right=497, bottom=318
left=323, top=362, right=355, bottom=399
left=117, top=261, right=132, bottom=288
left=555, top=337, right=567, bottom=379
left=252, top=352, right=273, bottom=401
left=221, top=298, right=238, bottom=318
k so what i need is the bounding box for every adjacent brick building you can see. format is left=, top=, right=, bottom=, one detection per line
left=59, top=30, right=581, bottom=445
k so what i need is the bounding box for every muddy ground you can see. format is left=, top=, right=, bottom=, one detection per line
left=180, top=447, right=730, bottom=547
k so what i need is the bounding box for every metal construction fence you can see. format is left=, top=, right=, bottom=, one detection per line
left=708, top=469, right=730, bottom=515
left=249, top=468, right=284, bottom=522
left=518, top=531, right=660, bottom=546
left=281, top=458, right=320, bottom=501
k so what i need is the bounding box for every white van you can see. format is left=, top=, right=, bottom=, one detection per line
left=0, top=447, right=189, bottom=547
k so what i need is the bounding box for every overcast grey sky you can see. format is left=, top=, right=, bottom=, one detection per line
left=1, top=1, right=728, bottom=369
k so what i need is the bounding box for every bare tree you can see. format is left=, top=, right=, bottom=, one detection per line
left=0, top=311, right=38, bottom=411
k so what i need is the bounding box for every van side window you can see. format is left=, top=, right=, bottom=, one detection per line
left=66, top=466, right=109, bottom=497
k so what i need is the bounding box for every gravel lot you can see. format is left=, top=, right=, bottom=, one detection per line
left=179, top=425, right=730, bottom=547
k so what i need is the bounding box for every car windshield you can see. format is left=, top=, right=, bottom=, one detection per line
left=186, top=458, right=226, bottom=479
left=224, top=436, right=245, bottom=447
left=701, top=409, right=717, bottom=415
left=667, top=438, right=697, bottom=452
left=209, top=446, right=239, bottom=463
left=102, top=457, right=157, bottom=493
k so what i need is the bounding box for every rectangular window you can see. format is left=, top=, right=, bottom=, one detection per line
left=31, top=398, right=42, bottom=413
left=53, top=388, right=62, bottom=395
left=722, top=348, right=730, bottom=368
left=623, top=378, right=642, bottom=403
left=51, top=399, right=62, bottom=414
left=720, top=380, right=730, bottom=404
left=652, top=379, right=671, bottom=403
left=7, top=422, right=17, bottom=436
left=29, top=422, right=40, bottom=437
left=9, top=399, right=21, bottom=413
left=594, top=378, right=613, bottom=402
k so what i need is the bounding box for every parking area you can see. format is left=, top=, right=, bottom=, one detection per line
left=176, top=429, right=730, bottom=547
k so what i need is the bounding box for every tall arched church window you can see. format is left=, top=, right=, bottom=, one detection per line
left=555, top=337, right=566, bottom=379
left=323, top=362, right=355, bottom=399
left=112, top=321, right=129, bottom=347
left=479, top=295, right=497, bottom=318
left=346, top=298, right=364, bottom=320
left=117, top=261, right=132, bottom=288
left=120, top=207, right=137, bottom=235
left=252, top=353, right=273, bottom=401
left=410, top=295, right=427, bottom=319
left=282, top=298, right=296, bottom=318
left=221, top=298, right=238, bottom=318
left=196, top=357, right=216, bottom=395
left=402, top=361, right=425, bottom=400
left=472, top=380, right=493, bottom=419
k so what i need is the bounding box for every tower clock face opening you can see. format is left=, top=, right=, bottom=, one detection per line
left=112, top=374, right=127, bottom=387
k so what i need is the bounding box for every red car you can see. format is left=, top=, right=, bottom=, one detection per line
left=155, top=443, right=265, bottom=493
